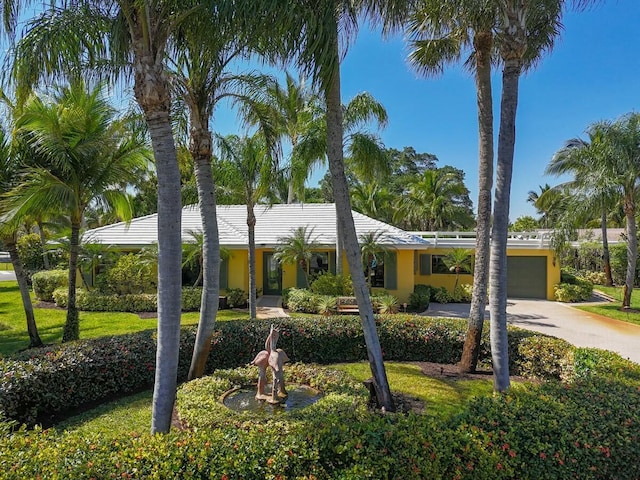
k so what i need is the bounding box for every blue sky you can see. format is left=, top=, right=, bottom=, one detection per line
left=212, top=0, right=640, bottom=223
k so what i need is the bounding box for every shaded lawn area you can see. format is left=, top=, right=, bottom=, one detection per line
left=0, top=281, right=249, bottom=356
left=578, top=286, right=640, bottom=326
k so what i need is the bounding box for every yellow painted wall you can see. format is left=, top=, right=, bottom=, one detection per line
left=412, top=247, right=560, bottom=300
left=224, top=248, right=248, bottom=293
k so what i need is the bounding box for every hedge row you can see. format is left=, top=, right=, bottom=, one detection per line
left=0, top=314, right=582, bottom=427
left=2, top=363, right=639, bottom=479
left=51, top=286, right=205, bottom=312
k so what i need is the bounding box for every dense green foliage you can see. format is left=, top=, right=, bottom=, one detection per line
left=408, top=284, right=431, bottom=311
left=31, top=270, right=68, bottom=302
left=51, top=286, right=206, bottom=312
left=101, top=253, right=156, bottom=294
left=15, top=233, right=46, bottom=274
left=309, top=272, right=354, bottom=296
left=2, top=351, right=639, bottom=479
left=554, top=272, right=593, bottom=302
left=0, top=314, right=572, bottom=427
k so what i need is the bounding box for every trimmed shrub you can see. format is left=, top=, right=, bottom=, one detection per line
left=225, top=288, right=248, bottom=308
left=554, top=278, right=593, bottom=302
left=432, top=286, right=452, bottom=303
left=374, top=293, right=399, bottom=313
left=514, top=335, right=574, bottom=381
left=52, top=287, right=204, bottom=312
left=309, top=272, right=353, bottom=296
left=408, top=284, right=430, bottom=312
left=451, top=283, right=473, bottom=302
left=286, top=288, right=322, bottom=313
left=103, top=253, right=155, bottom=294
left=581, top=270, right=607, bottom=286
left=31, top=270, right=68, bottom=302
left=16, top=233, right=45, bottom=274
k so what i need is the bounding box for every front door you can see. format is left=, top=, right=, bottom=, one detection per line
left=263, top=252, right=282, bottom=294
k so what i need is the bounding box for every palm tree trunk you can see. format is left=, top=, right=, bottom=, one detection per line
left=461, top=31, right=493, bottom=374
left=325, top=34, right=393, bottom=412
left=188, top=121, right=221, bottom=380
left=37, top=220, right=50, bottom=270
left=62, top=222, right=81, bottom=342
left=622, top=197, right=636, bottom=308
left=247, top=204, right=257, bottom=320
left=601, top=206, right=613, bottom=287
left=335, top=216, right=343, bottom=275
left=6, top=238, right=42, bottom=348
left=146, top=109, right=183, bottom=434
left=490, top=55, right=522, bottom=393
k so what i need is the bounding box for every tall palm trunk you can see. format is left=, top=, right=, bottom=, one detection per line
left=130, top=38, right=183, bottom=432
left=622, top=196, right=637, bottom=308
left=247, top=204, right=257, bottom=320
left=600, top=205, right=613, bottom=287
left=6, top=237, right=42, bottom=347
left=325, top=35, right=393, bottom=412
left=461, top=31, right=494, bottom=373
left=490, top=52, right=522, bottom=392
left=188, top=117, right=221, bottom=380
left=62, top=222, right=81, bottom=342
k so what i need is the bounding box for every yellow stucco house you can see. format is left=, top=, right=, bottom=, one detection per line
left=82, top=203, right=560, bottom=301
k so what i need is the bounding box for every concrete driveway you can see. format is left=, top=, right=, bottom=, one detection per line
left=426, top=298, right=640, bottom=364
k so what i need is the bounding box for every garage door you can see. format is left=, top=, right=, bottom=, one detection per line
left=507, top=256, right=547, bottom=299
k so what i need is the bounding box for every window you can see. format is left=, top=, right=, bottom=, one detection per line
left=365, top=252, right=397, bottom=289
left=310, top=252, right=329, bottom=278
left=431, top=255, right=450, bottom=274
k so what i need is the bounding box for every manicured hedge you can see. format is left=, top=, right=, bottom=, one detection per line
left=2, top=362, right=639, bottom=479
left=51, top=286, right=205, bottom=312
left=0, top=315, right=576, bottom=427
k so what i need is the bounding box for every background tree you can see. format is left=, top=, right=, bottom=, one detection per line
left=405, top=0, right=497, bottom=374
left=216, top=133, right=276, bottom=319
left=510, top=215, right=539, bottom=232
left=4, top=82, right=148, bottom=342
left=546, top=122, right=619, bottom=287
left=274, top=226, right=319, bottom=288
left=0, top=128, right=43, bottom=348
left=489, top=0, right=564, bottom=392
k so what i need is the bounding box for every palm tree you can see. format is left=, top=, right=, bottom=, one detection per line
left=604, top=113, right=640, bottom=307
left=443, top=248, right=473, bottom=291
left=359, top=231, right=389, bottom=292
left=395, top=168, right=473, bottom=231
left=182, top=230, right=230, bottom=287
left=5, top=83, right=148, bottom=343
left=9, top=0, right=212, bottom=434
left=274, top=226, right=319, bottom=288
left=0, top=129, right=43, bottom=348
left=547, top=123, right=618, bottom=287
left=350, top=181, right=394, bottom=223
left=405, top=0, right=497, bottom=374
left=244, top=72, right=325, bottom=204
left=489, top=0, right=567, bottom=392
left=216, top=133, right=276, bottom=320
left=286, top=1, right=401, bottom=411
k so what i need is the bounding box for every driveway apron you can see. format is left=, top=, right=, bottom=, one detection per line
left=425, top=299, right=640, bottom=364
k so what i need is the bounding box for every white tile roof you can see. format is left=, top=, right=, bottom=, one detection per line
left=82, top=203, right=430, bottom=250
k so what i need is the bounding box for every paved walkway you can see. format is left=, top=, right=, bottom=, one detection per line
left=256, top=295, right=289, bottom=319
left=0, top=270, right=16, bottom=281
left=425, top=298, right=640, bottom=364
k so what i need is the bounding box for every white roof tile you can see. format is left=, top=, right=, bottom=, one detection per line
left=82, top=203, right=430, bottom=249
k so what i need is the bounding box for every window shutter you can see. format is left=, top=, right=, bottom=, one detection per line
left=420, top=254, right=432, bottom=275
left=220, top=258, right=228, bottom=289
left=384, top=251, right=397, bottom=290
left=329, top=252, right=336, bottom=274
left=296, top=263, right=306, bottom=288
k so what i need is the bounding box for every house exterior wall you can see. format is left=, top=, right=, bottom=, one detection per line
left=225, top=248, right=248, bottom=293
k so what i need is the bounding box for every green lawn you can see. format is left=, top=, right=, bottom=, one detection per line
left=332, top=361, right=496, bottom=419
left=578, top=285, right=640, bottom=326
left=0, top=281, right=249, bottom=356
